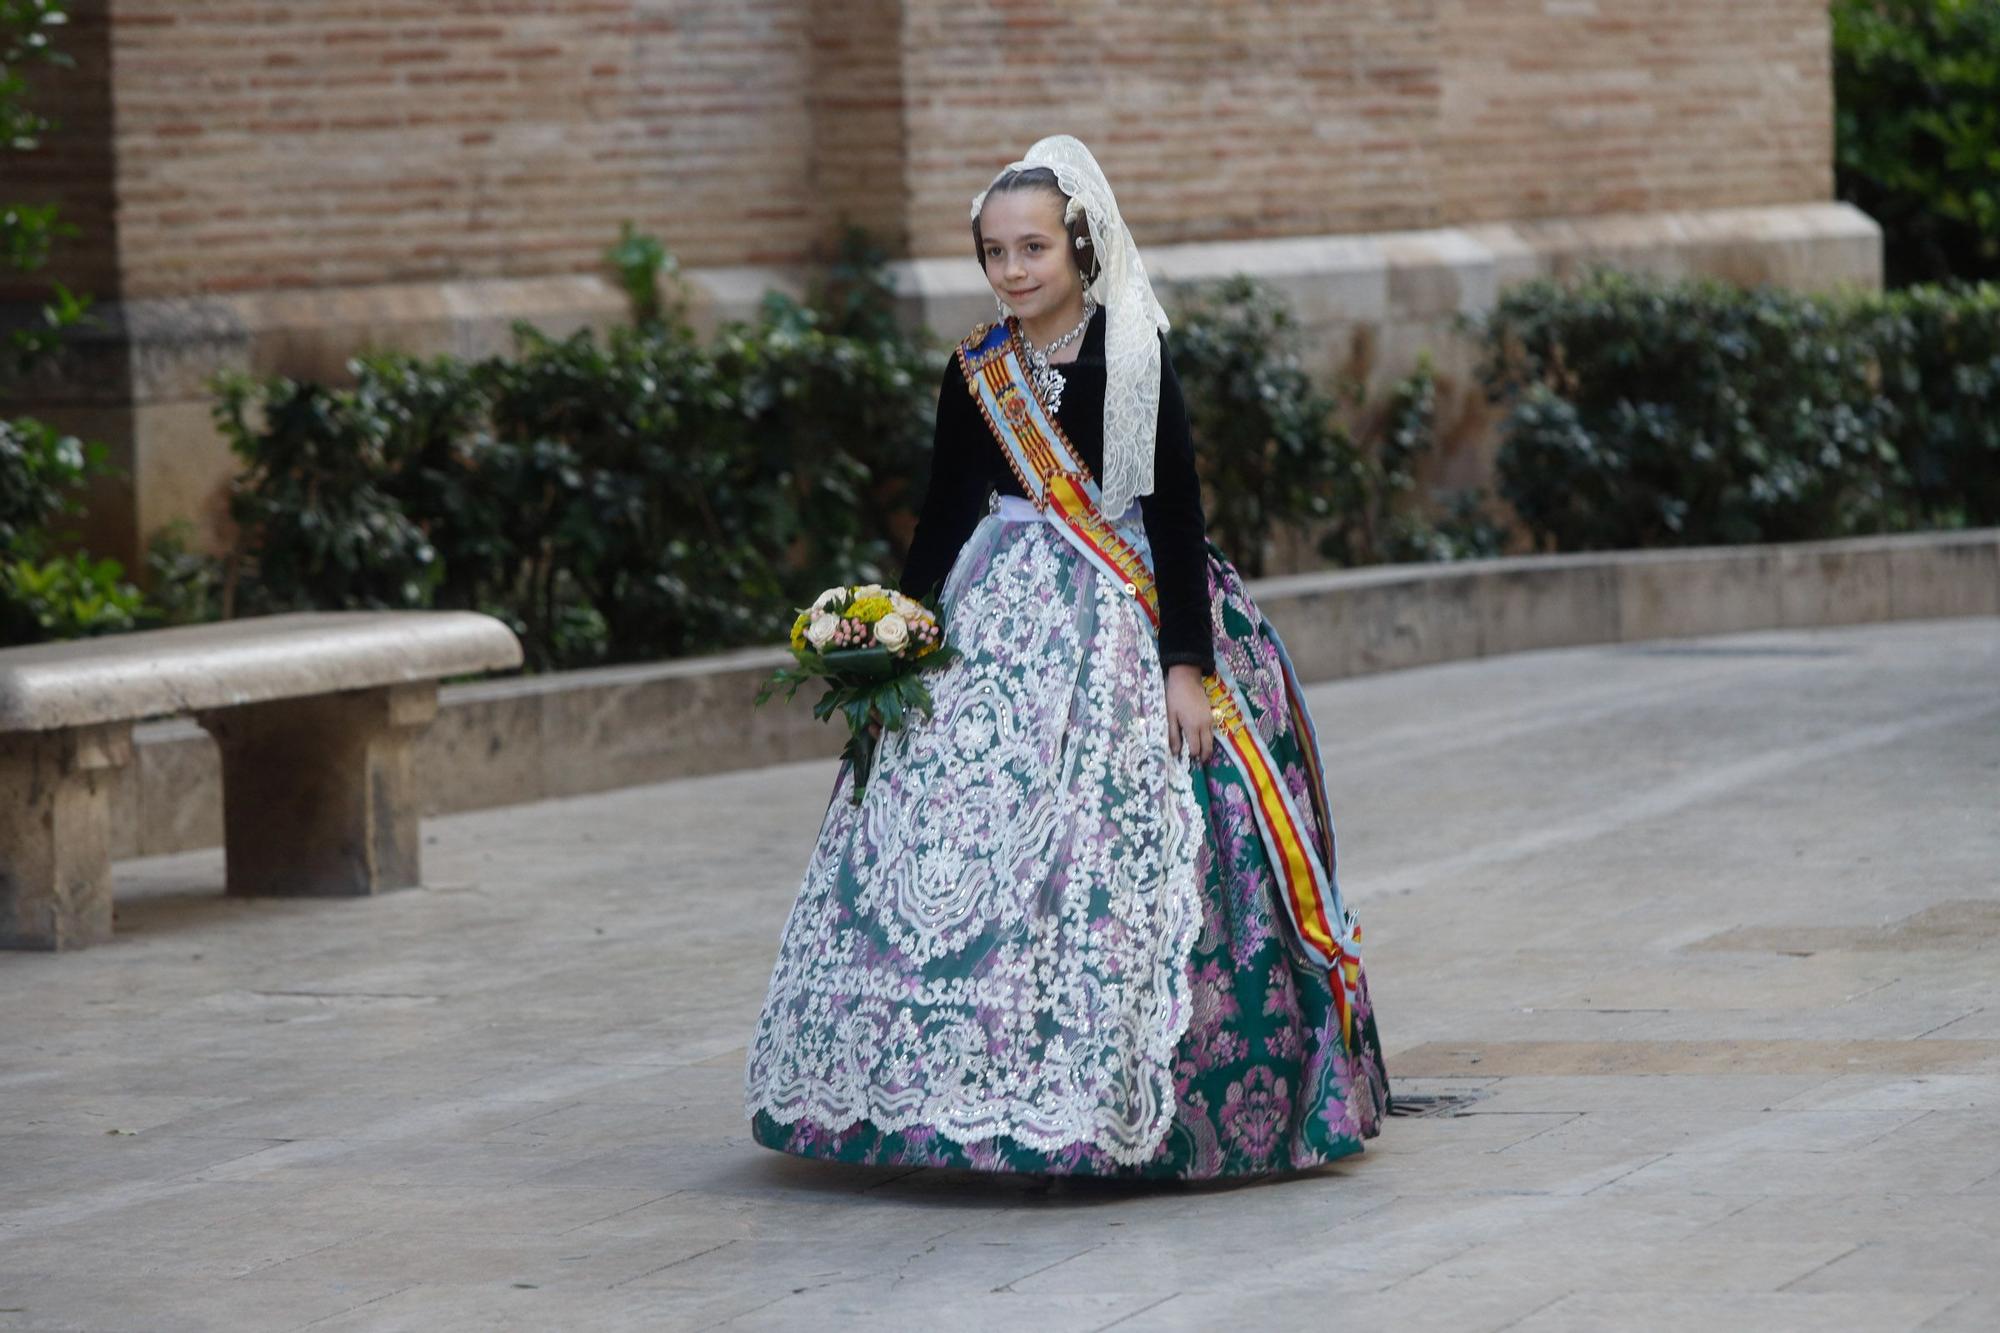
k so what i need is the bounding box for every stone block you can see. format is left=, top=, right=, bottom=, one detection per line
left=417, top=683, right=546, bottom=817
left=1616, top=546, right=1785, bottom=641
left=196, top=682, right=438, bottom=897
left=536, top=653, right=841, bottom=801
left=0, top=721, right=133, bottom=949
left=1776, top=542, right=1893, bottom=628
left=1886, top=532, right=2000, bottom=620
left=1466, top=558, right=1622, bottom=657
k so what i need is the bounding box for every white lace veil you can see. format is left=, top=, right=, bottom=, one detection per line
left=970, top=135, right=1169, bottom=517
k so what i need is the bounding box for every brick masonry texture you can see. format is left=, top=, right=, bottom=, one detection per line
left=6, top=0, right=1834, bottom=300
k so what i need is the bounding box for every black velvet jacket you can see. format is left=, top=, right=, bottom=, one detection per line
left=899, top=304, right=1216, bottom=676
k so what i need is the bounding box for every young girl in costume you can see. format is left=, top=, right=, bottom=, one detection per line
left=743, top=135, right=1387, bottom=1179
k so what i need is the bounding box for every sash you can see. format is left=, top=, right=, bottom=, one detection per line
left=956, top=319, right=1366, bottom=1043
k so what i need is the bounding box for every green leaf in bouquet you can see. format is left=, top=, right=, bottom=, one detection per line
left=877, top=685, right=905, bottom=731
left=819, top=644, right=898, bottom=681
left=842, top=696, right=873, bottom=733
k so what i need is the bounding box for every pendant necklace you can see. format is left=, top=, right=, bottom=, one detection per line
left=1019, top=297, right=1097, bottom=414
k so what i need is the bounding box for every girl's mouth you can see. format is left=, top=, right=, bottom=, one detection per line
left=1007, top=286, right=1039, bottom=298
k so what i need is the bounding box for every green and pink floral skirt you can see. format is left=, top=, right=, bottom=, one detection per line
left=744, top=512, right=1388, bottom=1179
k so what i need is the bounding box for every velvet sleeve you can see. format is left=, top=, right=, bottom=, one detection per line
left=1140, top=342, right=1217, bottom=676
left=898, top=353, right=993, bottom=607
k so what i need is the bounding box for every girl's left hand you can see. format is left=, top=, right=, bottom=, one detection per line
left=1164, top=664, right=1215, bottom=763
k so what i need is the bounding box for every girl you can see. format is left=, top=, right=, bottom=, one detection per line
left=743, top=135, right=1387, bottom=1179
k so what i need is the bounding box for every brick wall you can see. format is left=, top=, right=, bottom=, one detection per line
left=15, top=1, right=817, bottom=300
left=903, top=0, right=1831, bottom=257
left=1436, top=1, right=1834, bottom=221
left=9, top=1, right=1833, bottom=297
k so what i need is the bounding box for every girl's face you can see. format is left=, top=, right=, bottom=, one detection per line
left=979, top=188, right=1083, bottom=326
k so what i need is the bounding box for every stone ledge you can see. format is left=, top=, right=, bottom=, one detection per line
left=113, top=526, right=1998, bottom=861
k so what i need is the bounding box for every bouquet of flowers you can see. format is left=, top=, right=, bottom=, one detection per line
left=755, top=583, right=957, bottom=805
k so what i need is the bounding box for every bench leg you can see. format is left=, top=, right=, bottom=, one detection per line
left=196, top=683, right=439, bottom=897
left=0, top=723, right=133, bottom=950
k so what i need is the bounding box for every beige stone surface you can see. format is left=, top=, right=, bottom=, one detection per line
left=0, top=611, right=522, bottom=732
left=0, top=614, right=1994, bottom=1329
left=197, top=684, right=437, bottom=900
left=0, top=723, right=131, bottom=950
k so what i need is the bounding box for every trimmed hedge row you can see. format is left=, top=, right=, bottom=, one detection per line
left=195, top=258, right=1465, bottom=669
left=1470, top=267, right=1998, bottom=553
left=215, top=274, right=933, bottom=672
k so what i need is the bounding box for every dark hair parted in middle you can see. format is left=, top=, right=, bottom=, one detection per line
left=971, top=165, right=1100, bottom=286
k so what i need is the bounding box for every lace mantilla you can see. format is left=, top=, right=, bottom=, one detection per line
left=743, top=516, right=1204, bottom=1163
left=970, top=134, right=1170, bottom=519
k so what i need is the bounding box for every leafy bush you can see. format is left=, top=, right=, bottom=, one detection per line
left=1469, top=267, right=1909, bottom=551
left=1362, top=356, right=1508, bottom=565
left=2, top=0, right=88, bottom=375
left=0, top=0, right=152, bottom=645
left=212, top=363, right=449, bottom=615
left=1865, top=279, right=2000, bottom=527
left=1168, top=276, right=1355, bottom=577
left=1832, top=0, right=2000, bottom=287
left=213, top=233, right=938, bottom=672
left=0, top=551, right=144, bottom=641
left=0, top=414, right=148, bottom=643
left=1170, top=277, right=1502, bottom=575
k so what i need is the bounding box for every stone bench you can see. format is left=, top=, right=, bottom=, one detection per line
left=0, top=611, right=523, bottom=950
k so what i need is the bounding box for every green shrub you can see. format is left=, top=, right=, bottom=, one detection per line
left=212, top=363, right=448, bottom=615
left=214, top=232, right=939, bottom=672
left=1833, top=0, right=2000, bottom=287
left=0, top=551, right=145, bottom=641
left=0, top=0, right=151, bottom=646
left=476, top=317, right=766, bottom=668
left=1470, top=267, right=1907, bottom=551
left=1168, top=276, right=1356, bottom=578
left=1866, top=280, right=2000, bottom=526
left=2, top=0, right=88, bottom=375
left=0, top=412, right=88, bottom=547
left=1170, top=278, right=1502, bottom=574
left=1364, top=356, right=1508, bottom=565
left=0, top=414, right=148, bottom=645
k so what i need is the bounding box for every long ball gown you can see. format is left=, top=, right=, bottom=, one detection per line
left=742, top=307, right=1388, bottom=1178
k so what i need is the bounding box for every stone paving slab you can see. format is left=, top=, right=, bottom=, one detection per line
left=1, top=616, right=1995, bottom=1331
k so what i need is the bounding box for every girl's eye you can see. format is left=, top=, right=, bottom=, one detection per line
left=1027, top=243, right=1043, bottom=253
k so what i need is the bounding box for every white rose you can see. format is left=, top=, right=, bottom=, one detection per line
left=852, top=583, right=886, bottom=600
left=812, top=586, right=846, bottom=612
left=873, top=613, right=910, bottom=650
left=804, top=611, right=839, bottom=649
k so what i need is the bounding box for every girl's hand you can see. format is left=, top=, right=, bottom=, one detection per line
left=866, top=706, right=883, bottom=740
left=1164, top=664, right=1215, bottom=763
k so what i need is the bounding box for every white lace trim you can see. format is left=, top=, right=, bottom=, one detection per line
left=744, top=519, right=1203, bottom=1164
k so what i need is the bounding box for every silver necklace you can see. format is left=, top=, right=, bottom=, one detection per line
left=1019, top=297, right=1097, bottom=413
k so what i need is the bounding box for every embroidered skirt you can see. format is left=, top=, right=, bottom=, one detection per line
left=742, top=499, right=1388, bottom=1178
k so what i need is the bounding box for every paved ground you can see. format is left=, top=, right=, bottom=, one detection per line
left=2, top=615, right=1996, bottom=1332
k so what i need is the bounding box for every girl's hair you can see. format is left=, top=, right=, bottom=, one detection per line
left=971, top=166, right=1100, bottom=286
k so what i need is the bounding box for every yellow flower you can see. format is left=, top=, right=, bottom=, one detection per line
left=848, top=595, right=894, bottom=624
left=790, top=610, right=811, bottom=651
